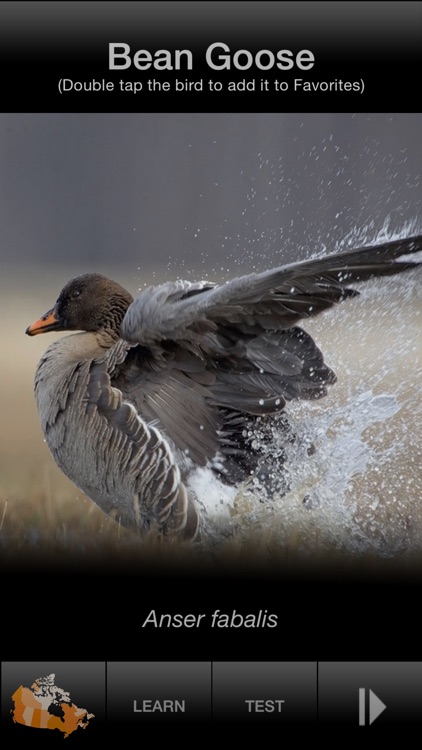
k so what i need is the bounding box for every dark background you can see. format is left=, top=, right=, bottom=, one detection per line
left=1, top=1, right=421, bottom=110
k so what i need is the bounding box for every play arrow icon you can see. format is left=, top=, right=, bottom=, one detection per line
left=369, top=689, right=387, bottom=725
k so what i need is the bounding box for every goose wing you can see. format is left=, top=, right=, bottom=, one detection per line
left=111, top=343, right=221, bottom=467
left=121, top=235, right=422, bottom=345
left=115, top=235, right=421, bottom=465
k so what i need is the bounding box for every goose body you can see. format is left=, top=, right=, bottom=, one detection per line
left=26, top=235, right=422, bottom=540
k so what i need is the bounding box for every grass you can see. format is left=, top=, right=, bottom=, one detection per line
left=2, top=465, right=422, bottom=582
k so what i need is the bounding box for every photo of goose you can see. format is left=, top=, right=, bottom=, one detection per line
left=25, top=236, right=422, bottom=543
left=1, top=112, right=421, bottom=566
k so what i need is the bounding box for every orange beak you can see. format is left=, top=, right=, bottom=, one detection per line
left=25, top=307, right=61, bottom=336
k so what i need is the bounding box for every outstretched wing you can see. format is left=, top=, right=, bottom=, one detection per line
left=121, top=235, right=422, bottom=346
left=115, top=235, right=421, bottom=469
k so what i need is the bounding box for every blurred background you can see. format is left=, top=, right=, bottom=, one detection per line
left=0, top=112, right=421, bottom=564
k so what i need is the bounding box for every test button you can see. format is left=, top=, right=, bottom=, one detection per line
left=212, top=662, right=316, bottom=723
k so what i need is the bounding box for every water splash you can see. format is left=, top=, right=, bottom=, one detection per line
left=191, top=270, right=421, bottom=560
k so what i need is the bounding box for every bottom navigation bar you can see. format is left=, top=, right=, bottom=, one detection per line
left=1, top=662, right=421, bottom=730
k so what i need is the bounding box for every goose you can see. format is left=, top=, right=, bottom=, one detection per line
left=26, top=235, right=422, bottom=541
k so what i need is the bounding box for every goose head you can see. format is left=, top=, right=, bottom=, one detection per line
left=25, top=273, right=134, bottom=338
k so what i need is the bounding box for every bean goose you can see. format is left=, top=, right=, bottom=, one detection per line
left=26, top=235, right=422, bottom=540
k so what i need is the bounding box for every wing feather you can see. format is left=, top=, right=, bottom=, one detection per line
left=112, top=235, right=421, bottom=465
left=121, top=235, right=422, bottom=346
